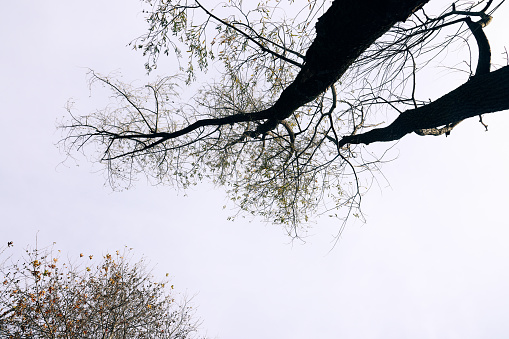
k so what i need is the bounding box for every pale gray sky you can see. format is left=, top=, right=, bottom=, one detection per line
left=1, top=1, right=509, bottom=338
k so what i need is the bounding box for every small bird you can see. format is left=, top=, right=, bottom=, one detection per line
left=7, top=241, right=13, bottom=247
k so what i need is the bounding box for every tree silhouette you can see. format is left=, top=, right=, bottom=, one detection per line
left=61, top=0, right=509, bottom=237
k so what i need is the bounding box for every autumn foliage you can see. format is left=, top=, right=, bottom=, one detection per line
left=0, top=244, right=204, bottom=338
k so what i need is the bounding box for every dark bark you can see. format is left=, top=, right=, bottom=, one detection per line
left=119, top=0, right=509, bottom=150
left=252, top=0, right=430, bottom=135
left=338, top=10, right=509, bottom=148
left=465, top=17, right=492, bottom=76
left=338, top=65, right=509, bottom=147
left=148, top=0, right=430, bottom=144
left=414, top=15, right=493, bottom=137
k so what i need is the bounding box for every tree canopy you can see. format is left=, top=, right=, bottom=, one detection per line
left=0, top=244, right=204, bottom=338
left=61, top=0, right=509, bottom=237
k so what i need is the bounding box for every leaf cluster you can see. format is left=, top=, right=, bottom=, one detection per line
left=0, top=245, right=204, bottom=339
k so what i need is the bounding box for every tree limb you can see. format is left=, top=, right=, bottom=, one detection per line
left=414, top=13, right=492, bottom=137
left=465, top=16, right=492, bottom=76
left=338, top=66, right=509, bottom=147
left=242, top=0, right=430, bottom=137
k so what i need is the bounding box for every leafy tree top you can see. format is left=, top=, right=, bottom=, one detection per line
left=0, top=243, right=204, bottom=338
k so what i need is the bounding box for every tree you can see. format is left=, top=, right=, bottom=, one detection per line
left=60, top=0, right=509, bottom=237
left=0, top=244, right=205, bottom=338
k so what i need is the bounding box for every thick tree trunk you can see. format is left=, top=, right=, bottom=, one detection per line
left=142, top=0, right=509, bottom=148
left=252, top=0, right=429, bottom=135
left=338, top=65, right=509, bottom=146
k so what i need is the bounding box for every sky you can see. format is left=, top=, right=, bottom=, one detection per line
left=1, top=1, right=509, bottom=338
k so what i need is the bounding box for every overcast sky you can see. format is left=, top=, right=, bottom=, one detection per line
left=1, top=1, right=509, bottom=338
